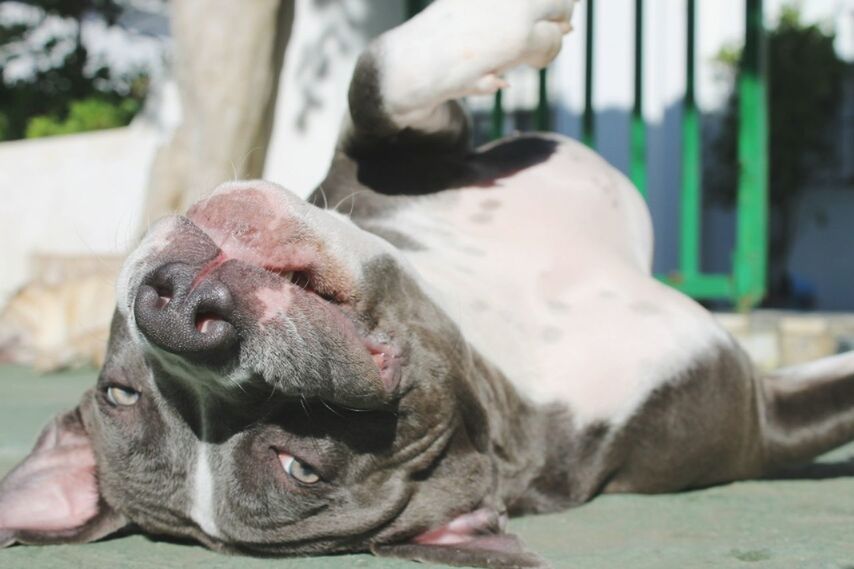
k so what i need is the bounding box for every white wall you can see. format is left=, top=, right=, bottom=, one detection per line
left=0, top=125, right=157, bottom=303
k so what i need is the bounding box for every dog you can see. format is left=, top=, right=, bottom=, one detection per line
left=3, top=1, right=854, bottom=567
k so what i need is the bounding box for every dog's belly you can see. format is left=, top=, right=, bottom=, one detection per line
left=374, top=138, right=730, bottom=428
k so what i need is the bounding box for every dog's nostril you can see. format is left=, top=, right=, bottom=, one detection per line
left=155, top=290, right=172, bottom=309
left=134, top=262, right=238, bottom=363
left=195, top=313, right=222, bottom=334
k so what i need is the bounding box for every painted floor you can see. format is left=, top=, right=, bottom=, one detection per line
left=1, top=364, right=853, bottom=569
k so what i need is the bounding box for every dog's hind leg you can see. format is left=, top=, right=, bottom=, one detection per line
left=761, top=351, right=854, bottom=472
left=342, top=0, right=577, bottom=155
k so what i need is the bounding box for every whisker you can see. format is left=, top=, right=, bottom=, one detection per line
left=320, top=399, right=344, bottom=418
left=317, top=184, right=329, bottom=210
left=332, top=190, right=368, bottom=214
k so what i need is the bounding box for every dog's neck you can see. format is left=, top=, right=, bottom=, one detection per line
left=460, top=348, right=585, bottom=515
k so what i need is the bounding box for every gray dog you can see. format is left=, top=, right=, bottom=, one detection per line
left=2, top=1, right=854, bottom=567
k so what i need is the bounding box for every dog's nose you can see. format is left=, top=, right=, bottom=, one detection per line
left=134, top=262, right=238, bottom=363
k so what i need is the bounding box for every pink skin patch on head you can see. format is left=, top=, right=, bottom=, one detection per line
left=186, top=188, right=353, bottom=303
left=187, top=189, right=319, bottom=272
left=365, top=340, right=403, bottom=393
left=254, top=285, right=295, bottom=324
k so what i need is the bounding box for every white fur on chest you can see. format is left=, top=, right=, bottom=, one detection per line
left=373, top=139, right=729, bottom=428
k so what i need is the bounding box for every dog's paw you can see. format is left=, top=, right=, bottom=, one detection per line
left=389, top=0, right=576, bottom=89
left=519, top=0, right=577, bottom=68
left=447, top=0, right=576, bottom=75
left=374, top=0, right=576, bottom=129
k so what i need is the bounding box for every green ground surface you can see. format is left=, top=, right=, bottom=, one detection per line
left=1, top=364, right=853, bottom=569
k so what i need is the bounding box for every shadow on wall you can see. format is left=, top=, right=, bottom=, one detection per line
left=291, top=0, right=403, bottom=134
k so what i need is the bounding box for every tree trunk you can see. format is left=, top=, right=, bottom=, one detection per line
left=140, top=0, right=294, bottom=229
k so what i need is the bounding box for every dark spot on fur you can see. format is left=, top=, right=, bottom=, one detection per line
left=542, top=326, right=563, bottom=343
left=629, top=301, right=660, bottom=315
left=547, top=300, right=571, bottom=313
left=461, top=245, right=486, bottom=257
left=333, top=137, right=559, bottom=201
left=480, top=198, right=502, bottom=211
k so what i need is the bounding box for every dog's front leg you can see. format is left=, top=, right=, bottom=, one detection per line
left=344, top=0, right=577, bottom=152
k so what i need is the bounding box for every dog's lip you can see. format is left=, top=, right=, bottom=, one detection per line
left=364, top=338, right=403, bottom=394
left=317, top=298, right=404, bottom=397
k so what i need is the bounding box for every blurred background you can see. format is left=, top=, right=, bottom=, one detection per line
left=0, top=0, right=852, bottom=371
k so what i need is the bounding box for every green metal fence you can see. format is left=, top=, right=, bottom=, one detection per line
left=406, top=0, right=769, bottom=310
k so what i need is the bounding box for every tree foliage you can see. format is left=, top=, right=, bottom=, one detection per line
left=0, top=0, right=148, bottom=141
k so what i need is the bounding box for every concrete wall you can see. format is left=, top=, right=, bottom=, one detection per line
left=0, top=125, right=158, bottom=303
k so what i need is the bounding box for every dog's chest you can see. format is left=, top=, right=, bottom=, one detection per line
left=370, top=142, right=728, bottom=428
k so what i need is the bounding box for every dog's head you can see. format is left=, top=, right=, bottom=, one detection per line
left=0, top=181, right=544, bottom=568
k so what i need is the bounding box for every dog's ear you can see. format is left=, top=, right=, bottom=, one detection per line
left=372, top=509, right=550, bottom=568
left=0, top=405, right=127, bottom=548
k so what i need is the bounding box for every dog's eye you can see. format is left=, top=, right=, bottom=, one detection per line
left=106, top=385, right=140, bottom=407
left=279, top=453, right=321, bottom=485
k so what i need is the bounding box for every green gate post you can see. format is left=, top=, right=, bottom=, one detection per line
left=536, top=68, right=550, bottom=131
left=733, top=0, right=769, bottom=309
left=660, top=0, right=738, bottom=301
left=680, top=0, right=702, bottom=284
left=630, top=0, right=647, bottom=198
left=405, top=0, right=428, bottom=18
left=582, top=0, right=596, bottom=147
left=492, top=90, right=505, bottom=139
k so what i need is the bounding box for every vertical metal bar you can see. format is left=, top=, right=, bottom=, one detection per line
left=630, top=0, right=647, bottom=197
left=734, top=0, right=768, bottom=309
left=535, top=68, right=550, bottom=130
left=405, top=0, right=428, bottom=18
left=680, top=0, right=701, bottom=281
left=582, top=0, right=595, bottom=147
left=491, top=90, right=505, bottom=140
